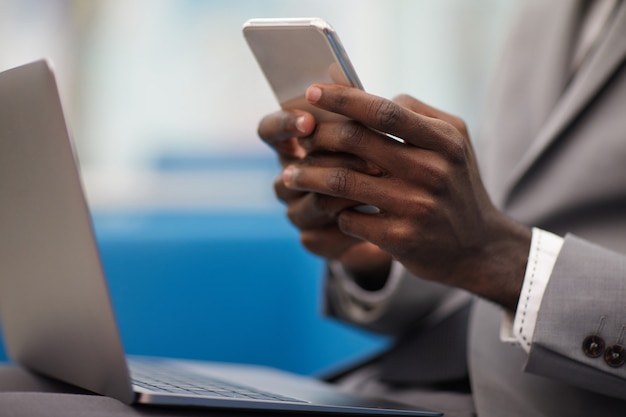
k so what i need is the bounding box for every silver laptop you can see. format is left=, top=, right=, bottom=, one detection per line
left=0, top=60, right=441, bottom=416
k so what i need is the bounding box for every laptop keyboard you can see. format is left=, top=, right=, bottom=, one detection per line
left=129, top=361, right=307, bottom=403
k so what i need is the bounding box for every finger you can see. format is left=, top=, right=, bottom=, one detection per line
left=257, top=110, right=316, bottom=160
left=299, top=120, right=416, bottom=176
left=335, top=209, right=395, bottom=250
left=258, top=109, right=316, bottom=144
left=277, top=177, right=363, bottom=230
left=312, top=192, right=367, bottom=217
left=283, top=164, right=390, bottom=210
left=393, top=94, right=468, bottom=138
left=274, top=175, right=307, bottom=205
left=300, top=227, right=363, bottom=260
left=284, top=162, right=437, bottom=219
left=286, top=192, right=336, bottom=230
left=306, top=84, right=462, bottom=154
left=300, top=149, right=384, bottom=177
left=275, top=154, right=375, bottom=205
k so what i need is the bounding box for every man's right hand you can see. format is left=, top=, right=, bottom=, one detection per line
left=257, top=109, right=392, bottom=289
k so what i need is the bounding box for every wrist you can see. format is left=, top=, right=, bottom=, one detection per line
left=461, top=218, right=532, bottom=312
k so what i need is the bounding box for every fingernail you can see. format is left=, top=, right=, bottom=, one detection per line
left=306, top=86, right=322, bottom=103
left=283, top=166, right=295, bottom=187
left=295, top=115, right=306, bottom=133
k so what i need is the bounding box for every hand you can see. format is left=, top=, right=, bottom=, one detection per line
left=257, top=109, right=392, bottom=288
left=281, top=84, right=532, bottom=311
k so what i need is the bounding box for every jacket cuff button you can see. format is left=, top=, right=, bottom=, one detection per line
left=603, top=345, right=625, bottom=367
left=582, top=335, right=605, bottom=358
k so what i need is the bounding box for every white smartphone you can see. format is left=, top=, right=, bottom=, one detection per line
left=244, top=18, right=380, bottom=214
left=243, top=17, right=363, bottom=121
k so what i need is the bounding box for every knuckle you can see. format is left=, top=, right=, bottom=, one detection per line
left=389, top=223, right=414, bottom=249
left=405, top=195, right=438, bottom=222
left=450, top=115, right=469, bottom=137
left=374, top=219, right=414, bottom=257
left=368, top=99, right=402, bottom=128
left=383, top=208, right=435, bottom=255
left=393, top=93, right=412, bottom=103
left=418, top=198, right=438, bottom=219
left=327, top=167, right=355, bottom=195
left=334, top=88, right=351, bottom=110
left=338, top=122, right=366, bottom=148
left=433, top=120, right=467, bottom=164
left=425, top=163, right=452, bottom=195
left=445, top=138, right=467, bottom=165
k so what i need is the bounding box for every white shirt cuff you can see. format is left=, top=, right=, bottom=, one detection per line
left=505, top=228, right=564, bottom=351
left=329, top=259, right=404, bottom=304
left=328, top=260, right=404, bottom=323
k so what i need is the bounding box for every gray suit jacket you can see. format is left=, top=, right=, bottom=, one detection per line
left=325, top=1, right=626, bottom=415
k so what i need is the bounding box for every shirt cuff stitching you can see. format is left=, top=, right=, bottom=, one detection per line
left=519, top=230, right=542, bottom=348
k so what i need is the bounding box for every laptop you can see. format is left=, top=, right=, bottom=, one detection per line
left=0, top=60, right=441, bottom=416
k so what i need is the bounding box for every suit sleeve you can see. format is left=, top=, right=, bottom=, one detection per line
left=524, top=234, right=626, bottom=400
left=323, top=260, right=463, bottom=336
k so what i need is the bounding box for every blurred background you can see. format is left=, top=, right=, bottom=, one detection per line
left=0, top=0, right=516, bottom=375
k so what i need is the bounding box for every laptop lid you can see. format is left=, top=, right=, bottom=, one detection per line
left=0, top=60, right=135, bottom=404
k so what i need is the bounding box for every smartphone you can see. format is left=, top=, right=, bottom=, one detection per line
left=243, top=17, right=363, bottom=121
left=244, top=18, right=380, bottom=214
